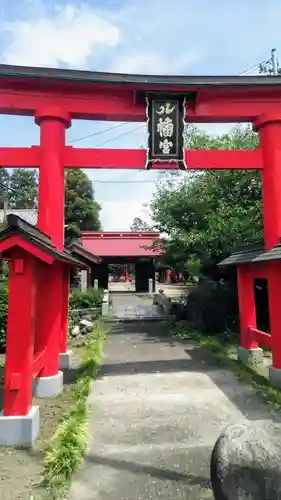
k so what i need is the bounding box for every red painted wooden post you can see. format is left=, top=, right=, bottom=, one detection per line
left=266, top=262, right=281, bottom=368
left=60, top=266, right=70, bottom=354
left=35, top=106, right=71, bottom=252
left=254, top=114, right=281, bottom=250
left=4, top=253, right=35, bottom=416
left=254, top=114, right=281, bottom=368
left=237, top=266, right=258, bottom=350
left=35, top=261, right=63, bottom=377
left=34, top=107, right=71, bottom=377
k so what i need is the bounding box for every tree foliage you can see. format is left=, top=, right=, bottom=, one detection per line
left=9, top=169, right=38, bottom=208
left=0, top=168, right=10, bottom=198
left=150, top=125, right=262, bottom=278
left=64, top=169, right=101, bottom=242
left=130, top=216, right=153, bottom=232
left=0, top=167, right=101, bottom=243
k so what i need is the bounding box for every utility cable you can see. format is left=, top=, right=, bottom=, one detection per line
left=237, top=62, right=264, bottom=76
left=91, top=178, right=184, bottom=184
left=91, top=124, right=145, bottom=148
left=67, top=121, right=132, bottom=144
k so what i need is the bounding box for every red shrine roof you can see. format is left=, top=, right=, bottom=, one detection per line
left=81, top=231, right=162, bottom=258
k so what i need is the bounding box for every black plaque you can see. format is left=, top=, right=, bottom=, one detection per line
left=145, top=96, right=186, bottom=170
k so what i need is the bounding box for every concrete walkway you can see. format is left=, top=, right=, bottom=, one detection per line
left=110, top=293, right=164, bottom=320
left=69, top=321, right=281, bottom=500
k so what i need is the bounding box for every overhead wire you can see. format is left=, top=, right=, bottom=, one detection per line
left=91, top=124, right=145, bottom=148
left=237, top=63, right=262, bottom=76
left=67, top=121, right=132, bottom=144
left=91, top=178, right=182, bottom=184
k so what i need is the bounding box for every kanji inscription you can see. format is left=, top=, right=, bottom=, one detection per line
left=146, top=96, right=186, bottom=169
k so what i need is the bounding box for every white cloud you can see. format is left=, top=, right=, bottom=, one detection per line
left=110, top=52, right=200, bottom=75
left=3, top=4, right=120, bottom=68
left=0, top=0, right=256, bottom=230
left=100, top=201, right=153, bottom=231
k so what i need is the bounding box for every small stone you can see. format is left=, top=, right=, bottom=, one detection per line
left=211, top=421, right=281, bottom=499
left=83, top=314, right=93, bottom=321
left=71, top=325, right=80, bottom=337
left=79, top=319, right=93, bottom=332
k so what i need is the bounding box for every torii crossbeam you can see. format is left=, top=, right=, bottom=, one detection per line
left=0, top=146, right=262, bottom=170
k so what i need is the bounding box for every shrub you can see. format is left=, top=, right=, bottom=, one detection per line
left=69, top=287, right=103, bottom=311
left=172, top=278, right=240, bottom=342
left=0, top=278, right=8, bottom=351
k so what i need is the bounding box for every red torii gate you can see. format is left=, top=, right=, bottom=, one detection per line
left=0, top=65, right=281, bottom=445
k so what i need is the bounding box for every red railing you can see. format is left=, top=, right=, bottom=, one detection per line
left=249, top=327, right=272, bottom=349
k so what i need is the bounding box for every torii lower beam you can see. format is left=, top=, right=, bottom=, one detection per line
left=0, top=146, right=263, bottom=170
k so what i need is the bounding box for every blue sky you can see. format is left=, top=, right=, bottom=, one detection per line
left=0, top=0, right=280, bottom=229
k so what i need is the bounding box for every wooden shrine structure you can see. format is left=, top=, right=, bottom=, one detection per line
left=0, top=64, right=281, bottom=445
left=81, top=231, right=161, bottom=292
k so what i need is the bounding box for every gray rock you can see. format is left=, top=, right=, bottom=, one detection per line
left=79, top=319, right=93, bottom=332
left=71, top=325, right=80, bottom=337
left=210, top=421, right=281, bottom=499
left=83, top=314, right=93, bottom=321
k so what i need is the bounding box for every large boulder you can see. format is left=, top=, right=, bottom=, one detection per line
left=210, top=421, right=281, bottom=499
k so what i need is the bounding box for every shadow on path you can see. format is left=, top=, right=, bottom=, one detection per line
left=104, top=320, right=281, bottom=424
left=84, top=453, right=210, bottom=487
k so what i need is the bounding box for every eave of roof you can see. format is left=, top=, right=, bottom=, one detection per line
left=1, top=215, right=88, bottom=268
left=218, top=242, right=281, bottom=267
left=1, top=63, right=281, bottom=89
left=67, top=240, right=102, bottom=265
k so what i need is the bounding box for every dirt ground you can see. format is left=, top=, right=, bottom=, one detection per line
left=0, top=339, right=86, bottom=500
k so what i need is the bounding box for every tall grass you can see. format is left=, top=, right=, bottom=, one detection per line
left=40, top=321, right=106, bottom=499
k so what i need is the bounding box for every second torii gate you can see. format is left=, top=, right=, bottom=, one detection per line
left=0, top=64, right=281, bottom=445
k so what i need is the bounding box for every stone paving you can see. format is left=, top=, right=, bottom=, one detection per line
left=69, top=320, right=280, bottom=500
left=110, top=293, right=164, bottom=320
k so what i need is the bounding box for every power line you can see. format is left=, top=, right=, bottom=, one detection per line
left=237, top=62, right=264, bottom=76
left=67, top=122, right=132, bottom=144
left=92, top=124, right=145, bottom=148
left=91, top=178, right=185, bottom=184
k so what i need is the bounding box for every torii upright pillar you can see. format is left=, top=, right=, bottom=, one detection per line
left=255, top=114, right=281, bottom=387
left=236, top=113, right=281, bottom=387
left=33, top=106, right=72, bottom=398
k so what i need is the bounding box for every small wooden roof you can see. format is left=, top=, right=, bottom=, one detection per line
left=67, top=239, right=102, bottom=265
left=0, top=214, right=88, bottom=268
left=218, top=242, right=281, bottom=267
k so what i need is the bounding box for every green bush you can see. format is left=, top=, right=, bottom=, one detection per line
left=171, top=278, right=239, bottom=342
left=69, top=287, right=103, bottom=311
left=0, top=278, right=8, bottom=351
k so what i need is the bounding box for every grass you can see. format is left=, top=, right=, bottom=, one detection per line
left=36, top=320, right=107, bottom=500
left=169, top=319, right=281, bottom=413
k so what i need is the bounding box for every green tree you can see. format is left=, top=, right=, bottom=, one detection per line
left=64, top=169, right=101, bottom=242
left=150, top=125, right=262, bottom=278
left=9, top=169, right=38, bottom=208
left=0, top=168, right=9, bottom=199
left=130, top=216, right=153, bottom=232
